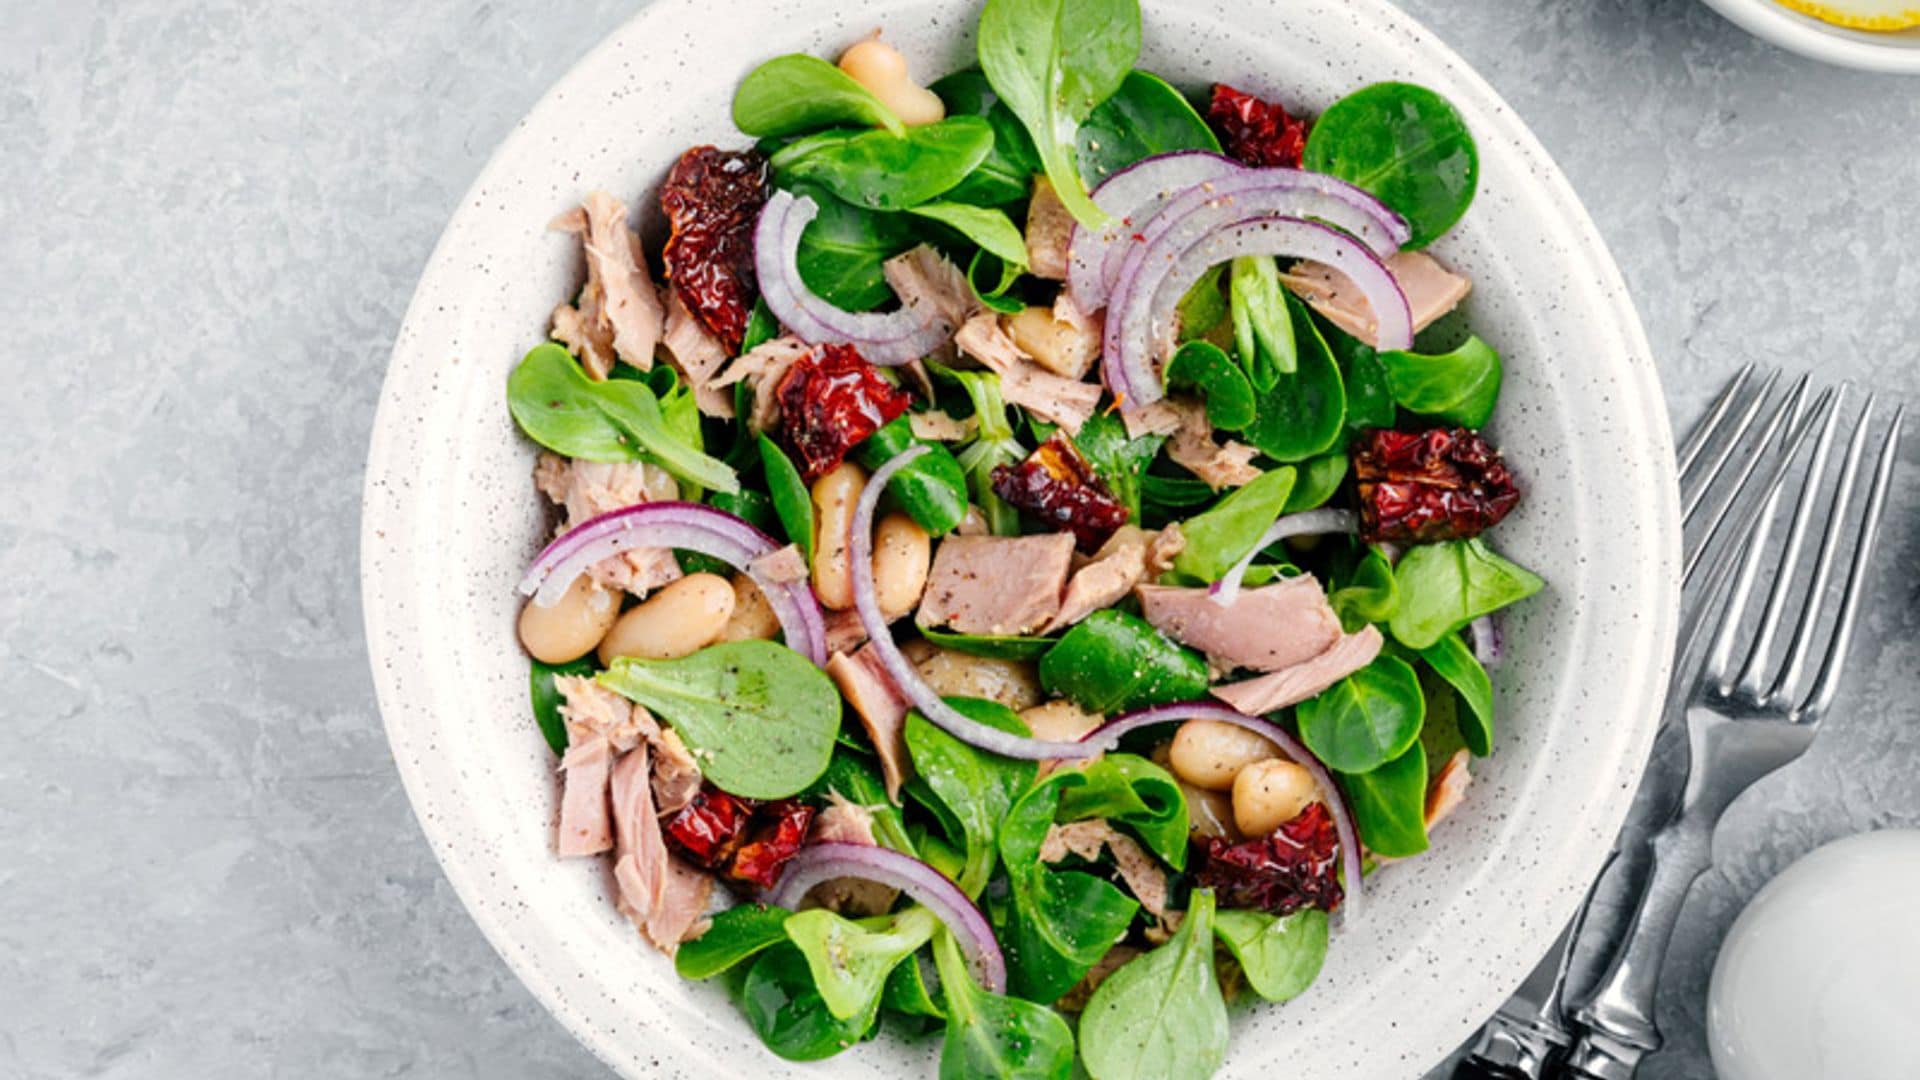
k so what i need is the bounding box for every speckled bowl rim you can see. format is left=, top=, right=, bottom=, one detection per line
left=361, top=1, right=1681, bottom=1076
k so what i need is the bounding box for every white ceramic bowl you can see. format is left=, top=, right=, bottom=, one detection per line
left=360, top=1, right=1681, bottom=1075
left=1698, top=0, right=1920, bottom=73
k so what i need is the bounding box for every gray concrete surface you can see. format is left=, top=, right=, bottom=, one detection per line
left=2, top=1, right=1915, bottom=1077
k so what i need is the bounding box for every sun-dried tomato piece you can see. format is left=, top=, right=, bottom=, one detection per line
left=1353, top=427, right=1521, bottom=543
left=726, top=800, right=817, bottom=890
left=990, top=434, right=1129, bottom=552
left=1206, top=84, right=1311, bottom=169
left=664, top=786, right=755, bottom=869
left=1194, top=801, right=1344, bottom=915
left=776, top=343, right=913, bottom=481
left=661, top=145, right=771, bottom=352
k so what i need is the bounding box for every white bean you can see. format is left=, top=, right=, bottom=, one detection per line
left=837, top=39, right=946, bottom=127
left=872, top=511, right=930, bottom=621
left=1167, top=719, right=1280, bottom=791
left=900, top=639, right=1042, bottom=710
left=1232, top=758, right=1321, bottom=838
left=597, top=572, right=735, bottom=664
left=718, top=573, right=781, bottom=642
left=517, top=575, right=620, bottom=663
left=1182, top=780, right=1242, bottom=842
left=810, top=462, right=867, bottom=611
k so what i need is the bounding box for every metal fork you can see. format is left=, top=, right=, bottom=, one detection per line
left=1451, top=364, right=1805, bottom=1080
left=1563, top=389, right=1905, bottom=1079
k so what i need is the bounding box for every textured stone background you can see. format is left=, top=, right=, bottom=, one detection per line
left=2, top=1, right=1915, bottom=1077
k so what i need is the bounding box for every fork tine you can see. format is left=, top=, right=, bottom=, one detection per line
left=1684, top=377, right=1812, bottom=586
left=1701, top=387, right=1817, bottom=692
left=1677, top=363, right=1758, bottom=479
left=1791, top=404, right=1903, bottom=721
left=1728, top=387, right=1848, bottom=699
left=1683, top=368, right=1784, bottom=524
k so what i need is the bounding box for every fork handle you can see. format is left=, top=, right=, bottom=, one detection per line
left=1564, top=813, right=1714, bottom=1077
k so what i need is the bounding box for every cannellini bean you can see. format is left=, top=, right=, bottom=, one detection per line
left=718, top=573, right=780, bottom=642
left=1167, top=719, right=1280, bottom=791
left=1182, top=780, right=1241, bottom=842
left=837, top=39, right=946, bottom=127
left=597, top=572, right=734, bottom=665
left=1232, top=758, right=1321, bottom=838
left=1005, top=304, right=1099, bottom=379
left=811, top=462, right=867, bottom=611
left=518, top=575, right=621, bottom=663
left=872, top=511, right=931, bottom=621
left=900, top=639, right=1042, bottom=710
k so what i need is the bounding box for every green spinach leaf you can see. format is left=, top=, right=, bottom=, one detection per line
left=1212, top=907, right=1329, bottom=1002
left=882, top=951, right=945, bottom=1021
left=1072, top=409, right=1166, bottom=524
left=933, top=930, right=1075, bottom=1080
left=1176, top=264, right=1230, bottom=344
left=791, top=184, right=915, bottom=310
left=930, top=69, right=1042, bottom=209
left=1303, top=81, right=1479, bottom=249
left=905, top=702, right=1038, bottom=897
left=709, top=487, right=779, bottom=538
left=1079, top=888, right=1228, bottom=1080
left=1420, top=631, right=1494, bottom=756
left=919, top=628, right=1056, bottom=661
left=1055, top=753, right=1189, bottom=870
left=740, top=299, right=781, bottom=355
left=758, top=434, right=816, bottom=562
left=598, top=642, right=839, bottom=799
left=855, top=415, right=970, bottom=536
left=1283, top=452, right=1349, bottom=512
left=1389, top=538, right=1544, bottom=649
left=940, top=365, right=1026, bottom=535
left=809, top=748, right=916, bottom=854
left=1329, top=545, right=1399, bottom=630
left=1075, top=70, right=1220, bottom=185
left=676, top=903, right=793, bottom=980
left=978, top=0, right=1141, bottom=228
left=1039, top=610, right=1209, bottom=715
left=529, top=656, right=594, bottom=756
left=1339, top=739, right=1430, bottom=857
left=1231, top=255, right=1296, bottom=386
left=1296, top=653, right=1426, bottom=774
left=507, top=343, right=739, bottom=492
left=1166, top=341, right=1256, bottom=431
left=774, top=117, right=994, bottom=211
left=998, top=771, right=1142, bottom=1003
left=1379, top=334, right=1503, bottom=428
left=1328, top=327, right=1397, bottom=432
left=733, top=53, right=906, bottom=138
left=1239, top=293, right=1347, bottom=463
left=904, top=201, right=1030, bottom=272
left=785, top=906, right=939, bottom=1021
left=741, top=941, right=878, bottom=1060
left=1170, top=465, right=1297, bottom=581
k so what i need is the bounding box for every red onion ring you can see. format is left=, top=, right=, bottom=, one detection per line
left=766, top=841, right=1006, bottom=993
left=753, top=190, right=953, bottom=367
left=1468, top=614, right=1504, bottom=669
left=1066, top=151, right=1247, bottom=311
left=849, top=445, right=1099, bottom=761
left=1208, top=508, right=1359, bottom=607
left=517, top=501, right=828, bottom=666
left=1105, top=215, right=1413, bottom=410
left=1083, top=701, right=1364, bottom=923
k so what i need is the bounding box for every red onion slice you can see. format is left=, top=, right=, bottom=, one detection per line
left=850, top=445, right=1099, bottom=761
left=1067, top=151, right=1247, bottom=311
left=517, top=501, right=827, bottom=666
left=1208, top=508, right=1359, bottom=607
left=1084, top=701, right=1364, bottom=923
left=1104, top=215, right=1413, bottom=410
left=753, top=190, right=952, bottom=367
left=1468, top=614, right=1504, bottom=669
left=766, top=841, right=1007, bottom=993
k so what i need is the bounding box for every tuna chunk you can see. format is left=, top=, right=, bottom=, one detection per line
left=1045, top=525, right=1155, bottom=632
left=555, top=674, right=656, bottom=752
left=555, top=732, right=614, bottom=857
left=661, top=284, right=734, bottom=418
left=534, top=455, right=683, bottom=596
left=1282, top=250, right=1471, bottom=348
left=803, top=794, right=900, bottom=917
left=1040, top=819, right=1168, bottom=918
left=550, top=192, right=666, bottom=378
left=1138, top=576, right=1342, bottom=674
left=917, top=532, right=1075, bottom=636
left=649, top=727, right=702, bottom=816
left=883, top=244, right=976, bottom=329
left=826, top=644, right=910, bottom=801
left=610, top=745, right=713, bottom=954
left=714, top=335, right=812, bottom=433
left=1210, top=624, right=1385, bottom=715
left=1024, top=176, right=1073, bottom=281
left=955, top=313, right=1101, bottom=435
left=1165, top=398, right=1261, bottom=491
left=1425, top=748, right=1471, bottom=832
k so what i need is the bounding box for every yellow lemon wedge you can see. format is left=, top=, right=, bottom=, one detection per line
left=1775, top=0, right=1920, bottom=30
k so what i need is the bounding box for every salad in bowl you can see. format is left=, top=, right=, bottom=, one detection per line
left=505, top=0, right=1541, bottom=1074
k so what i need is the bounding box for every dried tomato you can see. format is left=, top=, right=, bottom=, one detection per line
left=726, top=800, right=817, bottom=889
left=1353, top=427, right=1521, bottom=543
left=1194, top=802, right=1344, bottom=915
left=1206, top=84, right=1311, bottom=169
left=776, top=343, right=913, bottom=481
left=664, top=786, right=756, bottom=869
left=661, top=145, right=770, bottom=351
left=990, top=434, right=1129, bottom=552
